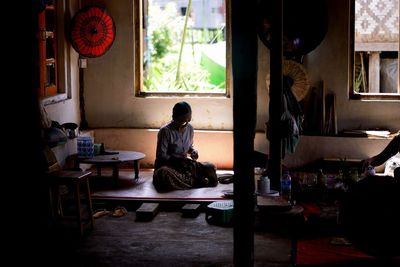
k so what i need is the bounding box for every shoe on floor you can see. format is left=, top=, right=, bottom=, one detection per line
left=93, top=209, right=111, bottom=219
left=111, top=207, right=128, bottom=217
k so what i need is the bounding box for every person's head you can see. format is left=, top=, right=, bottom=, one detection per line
left=172, top=101, right=192, bottom=128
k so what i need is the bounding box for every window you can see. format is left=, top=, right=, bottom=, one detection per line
left=38, top=0, right=71, bottom=105
left=350, top=0, right=399, bottom=100
left=134, top=0, right=231, bottom=97
left=38, top=0, right=58, bottom=98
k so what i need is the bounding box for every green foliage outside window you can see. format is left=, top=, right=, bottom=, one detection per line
left=143, top=0, right=226, bottom=93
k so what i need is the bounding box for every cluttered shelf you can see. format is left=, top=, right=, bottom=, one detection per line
left=336, top=129, right=394, bottom=138
left=301, top=129, right=395, bottom=139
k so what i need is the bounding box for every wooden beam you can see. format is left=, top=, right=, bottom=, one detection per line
left=355, top=42, right=399, bottom=51
left=232, top=0, right=258, bottom=265
left=268, top=0, right=283, bottom=191
left=368, top=52, right=380, bottom=93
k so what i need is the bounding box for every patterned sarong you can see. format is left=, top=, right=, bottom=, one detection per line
left=153, top=157, right=218, bottom=192
left=153, top=166, right=193, bottom=191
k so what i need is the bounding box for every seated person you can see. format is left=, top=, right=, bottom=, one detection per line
left=361, top=130, right=400, bottom=177
left=340, top=130, right=400, bottom=258
left=153, top=101, right=218, bottom=192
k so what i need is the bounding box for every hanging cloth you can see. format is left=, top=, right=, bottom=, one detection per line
left=280, top=76, right=303, bottom=158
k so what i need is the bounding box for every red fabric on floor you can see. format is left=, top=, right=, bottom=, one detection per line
left=301, top=203, right=321, bottom=219
left=297, top=237, right=373, bottom=266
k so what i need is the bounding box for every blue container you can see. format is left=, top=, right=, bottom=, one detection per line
left=77, top=136, right=94, bottom=158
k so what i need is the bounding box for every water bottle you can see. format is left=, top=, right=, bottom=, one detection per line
left=281, top=170, right=292, bottom=202
left=317, top=169, right=327, bottom=188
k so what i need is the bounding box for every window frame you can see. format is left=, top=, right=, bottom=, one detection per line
left=39, top=0, right=71, bottom=105
left=38, top=1, right=58, bottom=98
left=348, top=0, right=400, bottom=101
left=134, top=0, right=232, bottom=98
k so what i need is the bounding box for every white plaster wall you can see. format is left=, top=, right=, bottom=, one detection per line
left=93, top=128, right=233, bottom=169
left=92, top=129, right=392, bottom=170
left=43, top=0, right=399, bottom=169
left=82, top=0, right=233, bottom=130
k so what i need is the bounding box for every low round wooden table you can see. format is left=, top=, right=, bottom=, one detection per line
left=75, top=150, right=146, bottom=184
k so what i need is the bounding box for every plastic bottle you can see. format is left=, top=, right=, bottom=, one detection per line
left=281, top=170, right=292, bottom=202
left=349, top=167, right=359, bottom=182
left=317, top=169, right=327, bottom=187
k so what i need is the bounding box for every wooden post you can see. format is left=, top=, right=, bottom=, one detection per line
left=268, top=0, right=283, bottom=191
left=368, top=52, right=380, bottom=93
left=79, top=65, right=89, bottom=129
left=232, top=0, right=258, bottom=265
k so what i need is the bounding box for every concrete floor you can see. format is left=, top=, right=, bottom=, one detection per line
left=24, top=167, right=398, bottom=266
left=41, top=210, right=292, bottom=267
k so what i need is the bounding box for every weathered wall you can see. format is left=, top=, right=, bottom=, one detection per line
left=82, top=0, right=399, bottom=132
left=93, top=128, right=233, bottom=169
left=45, top=0, right=399, bottom=169
left=93, top=129, right=392, bottom=170
left=41, top=0, right=81, bottom=164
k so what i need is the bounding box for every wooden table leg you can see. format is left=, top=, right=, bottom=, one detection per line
left=49, top=184, right=60, bottom=221
left=74, top=156, right=80, bottom=170
left=112, top=164, right=119, bottom=185
left=133, top=160, right=139, bottom=179
left=290, top=237, right=298, bottom=266
left=84, top=178, right=94, bottom=231
left=96, top=165, right=102, bottom=177
left=74, top=182, right=84, bottom=237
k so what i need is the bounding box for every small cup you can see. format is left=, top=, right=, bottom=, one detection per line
left=257, top=176, right=270, bottom=195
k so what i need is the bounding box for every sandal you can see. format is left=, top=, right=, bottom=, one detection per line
left=111, top=206, right=128, bottom=217
left=93, top=209, right=111, bottom=219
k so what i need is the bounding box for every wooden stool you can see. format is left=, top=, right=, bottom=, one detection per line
left=48, top=170, right=94, bottom=236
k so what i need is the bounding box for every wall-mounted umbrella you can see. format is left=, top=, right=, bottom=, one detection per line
left=70, top=5, right=116, bottom=58
left=266, top=60, right=310, bottom=102
left=256, top=0, right=328, bottom=61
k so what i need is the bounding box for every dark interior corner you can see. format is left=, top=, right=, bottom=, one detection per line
left=12, top=0, right=400, bottom=266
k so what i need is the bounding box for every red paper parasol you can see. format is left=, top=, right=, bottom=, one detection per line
left=70, top=5, right=116, bottom=58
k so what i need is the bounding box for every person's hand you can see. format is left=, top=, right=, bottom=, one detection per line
left=190, top=149, right=199, bottom=160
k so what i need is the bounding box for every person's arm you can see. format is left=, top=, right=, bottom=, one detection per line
left=187, top=125, right=198, bottom=160
left=362, top=133, right=400, bottom=170
left=155, top=128, right=171, bottom=165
